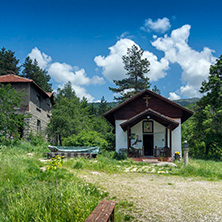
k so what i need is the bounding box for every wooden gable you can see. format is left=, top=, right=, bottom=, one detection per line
left=104, top=89, right=193, bottom=126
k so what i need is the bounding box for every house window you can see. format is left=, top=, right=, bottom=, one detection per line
left=47, top=102, right=51, bottom=111
left=37, top=120, right=41, bottom=133
left=36, top=95, right=41, bottom=108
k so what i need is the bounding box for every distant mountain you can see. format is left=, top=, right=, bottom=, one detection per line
left=90, top=98, right=200, bottom=109
left=173, top=97, right=200, bottom=107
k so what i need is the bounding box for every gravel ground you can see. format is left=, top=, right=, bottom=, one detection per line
left=80, top=171, right=222, bottom=221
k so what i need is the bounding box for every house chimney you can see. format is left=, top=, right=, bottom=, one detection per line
left=7, top=70, right=16, bottom=75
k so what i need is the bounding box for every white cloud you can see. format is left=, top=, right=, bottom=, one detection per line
left=152, top=24, right=216, bottom=98
left=94, top=38, right=134, bottom=81
left=28, top=47, right=52, bottom=69
left=119, top=32, right=129, bottom=39
left=90, top=76, right=106, bottom=85
left=168, top=92, right=181, bottom=100
left=142, top=17, right=171, bottom=33
left=48, top=62, right=76, bottom=83
left=94, top=38, right=169, bottom=82
left=28, top=48, right=105, bottom=101
left=57, top=82, right=94, bottom=102
left=71, top=84, right=94, bottom=102
left=143, top=51, right=169, bottom=81
left=48, top=62, right=105, bottom=86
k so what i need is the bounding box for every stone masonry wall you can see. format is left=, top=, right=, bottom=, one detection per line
left=23, top=101, right=51, bottom=139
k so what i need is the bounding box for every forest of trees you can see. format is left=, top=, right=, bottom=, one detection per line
left=0, top=46, right=222, bottom=160
left=0, top=48, right=52, bottom=92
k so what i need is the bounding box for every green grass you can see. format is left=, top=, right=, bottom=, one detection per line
left=1, top=142, right=222, bottom=221
left=171, top=158, right=222, bottom=180
left=0, top=143, right=108, bottom=221
left=64, top=153, right=222, bottom=181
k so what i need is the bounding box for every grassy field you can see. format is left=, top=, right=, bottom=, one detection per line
left=0, top=143, right=121, bottom=221
left=1, top=142, right=222, bottom=221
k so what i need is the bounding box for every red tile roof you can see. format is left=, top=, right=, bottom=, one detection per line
left=46, top=92, right=53, bottom=97
left=0, top=74, right=53, bottom=99
left=0, top=74, right=33, bottom=83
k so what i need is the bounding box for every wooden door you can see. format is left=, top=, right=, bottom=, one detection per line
left=143, top=134, right=153, bottom=156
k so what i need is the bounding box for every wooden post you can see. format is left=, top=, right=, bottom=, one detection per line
left=127, top=126, right=131, bottom=158
left=170, top=129, right=172, bottom=157
left=142, top=146, right=144, bottom=157
left=155, top=146, right=157, bottom=157
left=184, top=149, right=189, bottom=165
left=165, top=127, right=168, bottom=147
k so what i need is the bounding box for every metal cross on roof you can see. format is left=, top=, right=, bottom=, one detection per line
left=143, top=95, right=151, bottom=107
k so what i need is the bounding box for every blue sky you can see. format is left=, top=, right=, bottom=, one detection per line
left=1, top=0, right=222, bottom=102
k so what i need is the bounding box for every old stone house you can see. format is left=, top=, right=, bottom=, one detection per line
left=0, top=74, right=54, bottom=138
left=104, top=89, right=193, bottom=160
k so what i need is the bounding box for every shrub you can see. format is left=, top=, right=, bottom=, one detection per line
left=27, top=132, right=46, bottom=146
left=63, top=130, right=108, bottom=150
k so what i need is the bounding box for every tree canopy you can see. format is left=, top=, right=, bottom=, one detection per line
left=109, top=44, right=150, bottom=102
left=47, top=82, right=92, bottom=145
left=183, top=55, right=222, bottom=160
left=0, top=84, right=28, bottom=143
left=22, top=56, right=52, bottom=92
left=0, top=47, right=20, bottom=75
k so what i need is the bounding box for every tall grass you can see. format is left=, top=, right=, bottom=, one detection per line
left=172, top=158, right=222, bottom=180
left=0, top=143, right=107, bottom=221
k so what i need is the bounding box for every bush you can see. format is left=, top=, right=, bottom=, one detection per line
left=0, top=135, right=21, bottom=146
left=113, top=149, right=128, bottom=160
left=27, top=132, right=46, bottom=146
left=63, top=130, right=108, bottom=150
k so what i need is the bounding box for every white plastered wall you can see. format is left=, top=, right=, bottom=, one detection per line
left=115, top=120, right=127, bottom=153
left=171, top=118, right=182, bottom=158
left=115, top=118, right=182, bottom=157
left=153, top=121, right=165, bottom=149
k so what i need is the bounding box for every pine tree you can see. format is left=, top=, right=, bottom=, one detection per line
left=0, top=47, right=20, bottom=75
left=109, top=44, right=150, bottom=102
left=152, top=85, right=161, bottom=94
left=22, top=56, right=52, bottom=92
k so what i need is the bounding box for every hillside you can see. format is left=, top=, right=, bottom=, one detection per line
left=90, top=97, right=200, bottom=109
left=173, top=97, right=200, bottom=107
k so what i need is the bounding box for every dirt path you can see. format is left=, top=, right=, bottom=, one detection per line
left=80, top=171, right=222, bottom=221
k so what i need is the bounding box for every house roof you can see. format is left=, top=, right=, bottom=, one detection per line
left=0, top=74, right=53, bottom=99
left=120, top=108, right=179, bottom=131
left=0, top=74, right=33, bottom=83
left=104, top=89, right=194, bottom=125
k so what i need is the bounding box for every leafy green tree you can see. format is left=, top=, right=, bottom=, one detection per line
left=47, top=82, right=92, bottom=145
left=0, top=47, right=20, bottom=75
left=0, top=84, right=27, bottom=143
left=63, top=130, right=108, bottom=150
left=185, top=55, right=222, bottom=159
left=22, top=56, right=52, bottom=92
left=109, top=44, right=151, bottom=102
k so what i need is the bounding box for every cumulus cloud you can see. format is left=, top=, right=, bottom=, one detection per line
left=94, top=38, right=169, bottom=82
left=141, top=17, right=171, bottom=33
left=71, top=84, right=94, bottom=102
left=28, top=47, right=52, bottom=69
left=28, top=47, right=105, bottom=102
left=94, top=38, right=134, bottom=81
left=152, top=24, right=216, bottom=97
left=47, top=62, right=105, bottom=101
left=168, top=92, right=181, bottom=100
left=90, top=76, right=106, bottom=85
